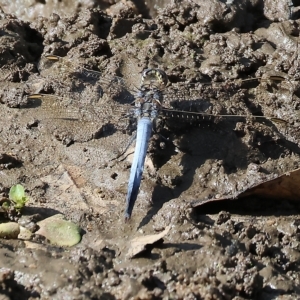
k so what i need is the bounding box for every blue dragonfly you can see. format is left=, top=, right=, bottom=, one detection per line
left=27, top=55, right=287, bottom=220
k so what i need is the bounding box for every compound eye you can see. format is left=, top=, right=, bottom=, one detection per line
left=142, top=68, right=151, bottom=78
left=156, top=69, right=168, bottom=86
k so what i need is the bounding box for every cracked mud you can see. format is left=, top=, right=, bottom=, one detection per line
left=0, top=0, right=300, bottom=299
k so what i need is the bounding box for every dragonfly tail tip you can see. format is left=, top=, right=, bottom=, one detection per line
left=124, top=212, right=131, bottom=222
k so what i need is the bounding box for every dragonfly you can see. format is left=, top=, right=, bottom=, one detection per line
left=26, top=55, right=288, bottom=221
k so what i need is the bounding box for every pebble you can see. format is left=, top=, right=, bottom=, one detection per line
left=0, top=222, right=20, bottom=239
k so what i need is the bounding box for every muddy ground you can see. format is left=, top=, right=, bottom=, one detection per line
left=1, top=0, right=300, bottom=299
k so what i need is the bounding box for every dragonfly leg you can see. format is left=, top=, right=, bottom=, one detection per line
left=110, top=132, right=137, bottom=162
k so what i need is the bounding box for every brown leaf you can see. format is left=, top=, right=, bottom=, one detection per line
left=126, top=225, right=171, bottom=258
left=193, top=168, right=300, bottom=208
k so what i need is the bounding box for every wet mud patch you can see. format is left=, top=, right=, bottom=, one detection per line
left=1, top=0, right=300, bottom=299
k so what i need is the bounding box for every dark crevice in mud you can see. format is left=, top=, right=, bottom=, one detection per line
left=150, top=137, right=178, bottom=168
left=24, top=29, right=44, bottom=61
left=24, top=26, right=43, bottom=45
left=131, top=0, right=151, bottom=19
left=43, top=43, right=69, bottom=58
left=210, top=21, right=232, bottom=34
left=7, top=49, right=16, bottom=59
left=292, top=85, right=300, bottom=99
left=142, top=275, right=166, bottom=291
left=192, top=197, right=300, bottom=218
left=95, top=42, right=113, bottom=58
left=289, top=0, right=300, bottom=19
left=93, top=123, right=118, bottom=139
left=0, top=153, right=23, bottom=169
left=98, top=293, right=116, bottom=300
left=0, top=241, right=16, bottom=252
left=257, top=138, right=300, bottom=160
left=91, top=14, right=112, bottom=40
left=0, top=277, right=40, bottom=300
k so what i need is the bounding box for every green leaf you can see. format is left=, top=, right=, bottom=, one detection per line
left=9, top=184, right=28, bottom=210
left=1, top=201, right=10, bottom=210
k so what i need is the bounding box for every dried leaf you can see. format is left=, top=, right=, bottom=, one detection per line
left=193, top=168, right=300, bottom=208
left=126, top=225, right=171, bottom=258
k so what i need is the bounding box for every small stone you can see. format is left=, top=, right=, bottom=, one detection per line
left=216, top=211, right=231, bottom=225
left=268, top=276, right=294, bottom=293
left=245, top=225, right=257, bottom=239
left=282, top=247, right=300, bottom=263
left=18, top=226, right=33, bottom=240
left=277, top=221, right=297, bottom=237
left=36, top=214, right=81, bottom=247
left=0, top=222, right=20, bottom=239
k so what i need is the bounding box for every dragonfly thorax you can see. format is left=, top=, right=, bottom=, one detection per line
left=134, top=92, right=162, bottom=120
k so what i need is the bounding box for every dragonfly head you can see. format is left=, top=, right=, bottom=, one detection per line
left=141, top=68, right=168, bottom=89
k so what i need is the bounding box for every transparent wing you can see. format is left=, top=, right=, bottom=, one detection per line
left=26, top=93, right=134, bottom=143
left=160, top=75, right=289, bottom=125
left=26, top=55, right=137, bottom=143
left=37, top=55, right=138, bottom=99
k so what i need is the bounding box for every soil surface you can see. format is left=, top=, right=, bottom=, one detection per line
left=1, top=0, right=300, bottom=299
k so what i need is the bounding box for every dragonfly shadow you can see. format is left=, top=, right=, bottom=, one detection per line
left=138, top=119, right=248, bottom=227
left=21, top=206, right=61, bottom=219
left=24, top=96, right=42, bottom=109
left=0, top=153, right=23, bottom=169
left=137, top=116, right=300, bottom=227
